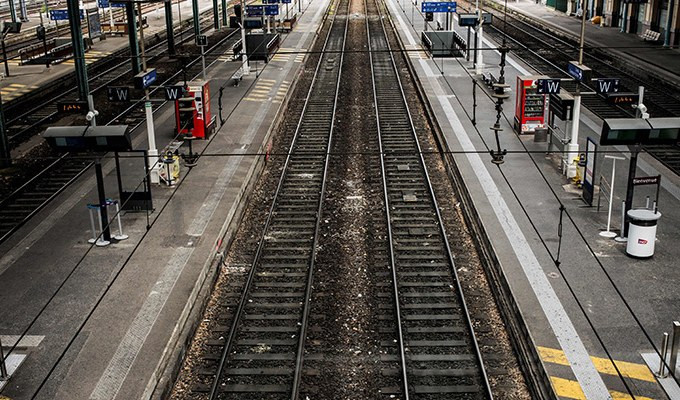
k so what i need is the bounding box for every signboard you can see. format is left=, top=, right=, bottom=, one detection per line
left=164, top=85, right=184, bottom=100
left=97, top=0, right=126, bottom=7
left=49, top=9, right=85, bottom=20
left=425, top=12, right=433, bottom=21
left=605, top=92, right=639, bottom=105
left=549, top=92, right=574, bottom=121
left=87, top=8, right=101, bottom=39
left=567, top=61, right=591, bottom=82
left=246, top=4, right=278, bottom=15
left=196, top=34, right=207, bottom=46
left=421, top=1, right=456, bottom=13
left=594, top=78, right=620, bottom=94
left=107, top=86, right=130, bottom=102
left=536, top=78, right=561, bottom=94
left=582, top=137, right=597, bottom=206
left=633, top=175, right=661, bottom=186
left=57, top=100, right=88, bottom=114
left=458, top=13, right=478, bottom=26
left=134, top=68, right=157, bottom=89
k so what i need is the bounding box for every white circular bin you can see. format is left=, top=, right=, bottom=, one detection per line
left=626, top=209, right=661, bottom=258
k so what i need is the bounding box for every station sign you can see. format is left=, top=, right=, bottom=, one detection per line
left=49, top=9, right=85, bottom=20
left=246, top=4, right=279, bottom=15
left=594, top=78, right=620, bottom=94
left=57, top=100, right=88, bottom=114
left=134, top=68, right=157, bottom=90
left=196, top=34, right=207, bottom=47
left=164, top=85, right=184, bottom=100
left=605, top=92, right=638, bottom=105
left=536, top=78, right=561, bottom=94
left=107, top=86, right=130, bottom=102
left=567, top=61, right=591, bottom=82
left=600, top=117, right=680, bottom=145
left=633, top=175, right=661, bottom=186
left=97, top=0, right=126, bottom=7
left=421, top=1, right=456, bottom=13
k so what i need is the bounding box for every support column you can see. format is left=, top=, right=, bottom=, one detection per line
left=126, top=3, right=141, bottom=75
left=19, top=0, right=28, bottom=21
left=0, top=92, right=9, bottom=169
left=192, top=0, right=200, bottom=37
left=164, top=1, right=175, bottom=55
left=213, top=0, right=219, bottom=29
left=8, top=0, right=17, bottom=23
left=222, top=0, right=228, bottom=26
left=67, top=0, right=90, bottom=101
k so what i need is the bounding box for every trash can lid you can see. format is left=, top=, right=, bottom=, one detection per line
left=627, top=209, right=662, bottom=221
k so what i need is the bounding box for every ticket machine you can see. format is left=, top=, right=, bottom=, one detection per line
left=174, top=80, right=213, bottom=139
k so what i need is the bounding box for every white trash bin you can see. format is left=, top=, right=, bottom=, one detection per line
left=626, top=209, right=661, bottom=258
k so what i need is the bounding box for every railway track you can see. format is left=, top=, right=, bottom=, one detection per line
left=184, top=0, right=348, bottom=398
left=368, top=0, right=492, bottom=397
left=468, top=2, right=680, bottom=174
left=0, top=22, right=241, bottom=244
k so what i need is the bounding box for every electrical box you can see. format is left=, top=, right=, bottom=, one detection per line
left=174, top=80, right=213, bottom=139
left=514, top=75, right=548, bottom=134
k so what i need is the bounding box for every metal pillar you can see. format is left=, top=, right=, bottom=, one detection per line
left=126, top=3, right=141, bottom=75
left=213, top=0, right=219, bottom=29
left=8, top=0, right=17, bottom=23
left=192, top=0, right=200, bottom=38
left=67, top=0, right=90, bottom=101
left=664, top=0, right=674, bottom=46
left=19, top=0, right=28, bottom=21
left=164, top=1, right=176, bottom=55
left=222, top=0, right=227, bottom=26
left=623, top=144, right=640, bottom=237
left=94, top=158, right=112, bottom=242
left=0, top=91, right=9, bottom=169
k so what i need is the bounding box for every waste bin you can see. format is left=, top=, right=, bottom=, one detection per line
left=534, top=127, right=548, bottom=142
left=626, top=209, right=661, bottom=258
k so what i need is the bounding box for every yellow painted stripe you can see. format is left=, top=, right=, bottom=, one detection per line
left=539, top=347, right=655, bottom=383
left=551, top=377, right=655, bottom=400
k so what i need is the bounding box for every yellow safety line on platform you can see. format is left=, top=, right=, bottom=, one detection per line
left=551, top=377, right=655, bottom=400
left=539, top=346, right=656, bottom=383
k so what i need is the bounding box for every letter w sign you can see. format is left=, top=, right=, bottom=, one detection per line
left=164, top=85, right=184, bottom=101
left=536, top=79, right=561, bottom=95
left=595, top=78, right=620, bottom=94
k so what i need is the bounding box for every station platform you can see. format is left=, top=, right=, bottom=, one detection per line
left=0, top=0, right=326, bottom=397
left=386, top=0, right=680, bottom=399
left=492, top=0, right=680, bottom=83
left=0, top=0, right=215, bottom=104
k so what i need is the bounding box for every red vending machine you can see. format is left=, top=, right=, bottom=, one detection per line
left=514, top=75, right=548, bottom=134
left=174, top=80, right=213, bottom=139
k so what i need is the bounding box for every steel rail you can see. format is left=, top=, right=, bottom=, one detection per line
left=206, top=0, right=348, bottom=397
left=369, top=0, right=493, bottom=396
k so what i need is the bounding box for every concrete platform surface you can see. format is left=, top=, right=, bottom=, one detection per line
left=387, top=0, right=680, bottom=398
left=0, top=0, right=327, bottom=397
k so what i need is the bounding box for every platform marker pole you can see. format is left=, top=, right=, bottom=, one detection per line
left=0, top=336, right=8, bottom=380
left=658, top=332, right=670, bottom=377
left=240, top=0, right=249, bottom=75
left=670, top=321, right=680, bottom=377
left=600, top=155, right=623, bottom=238
left=137, top=2, right=159, bottom=184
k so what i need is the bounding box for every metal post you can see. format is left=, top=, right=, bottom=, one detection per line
left=213, top=0, right=219, bottom=29
left=165, top=0, right=175, bottom=55
left=40, top=13, right=49, bottom=69
left=19, top=0, right=28, bottom=21
left=466, top=26, right=471, bottom=61
left=67, top=0, right=90, bottom=101
left=113, top=201, right=128, bottom=240
left=0, top=336, right=8, bottom=380
left=600, top=155, right=624, bottom=238
left=659, top=332, right=670, bottom=377
left=109, top=4, right=114, bottom=28
left=191, top=0, right=200, bottom=37
left=201, top=44, right=206, bottom=80
left=8, top=0, right=17, bottom=23
left=222, top=0, right=227, bottom=26
left=1, top=37, right=9, bottom=78
left=617, top=200, right=626, bottom=240
left=664, top=0, right=674, bottom=46
left=0, top=91, right=10, bottom=169
left=177, top=0, right=183, bottom=42
left=670, top=321, right=680, bottom=377
left=94, top=158, right=112, bottom=243
left=126, top=2, right=140, bottom=75
left=623, top=145, right=640, bottom=237
left=88, top=206, right=98, bottom=243
left=138, top=2, right=159, bottom=185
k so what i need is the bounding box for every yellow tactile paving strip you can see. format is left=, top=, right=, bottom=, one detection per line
left=539, top=346, right=660, bottom=399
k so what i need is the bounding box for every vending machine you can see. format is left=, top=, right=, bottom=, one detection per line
left=174, top=80, right=213, bottom=139
left=514, top=75, right=548, bottom=134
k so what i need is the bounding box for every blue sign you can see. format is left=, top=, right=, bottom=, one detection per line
left=421, top=1, right=456, bottom=13
left=567, top=61, right=591, bottom=82
left=97, top=0, right=125, bottom=8
left=264, top=4, right=279, bottom=14
left=134, top=68, right=157, bottom=90
left=49, top=9, right=85, bottom=21
left=246, top=5, right=264, bottom=15
left=246, top=4, right=279, bottom=15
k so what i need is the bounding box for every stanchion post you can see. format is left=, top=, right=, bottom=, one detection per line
left=670, top=321, right=680, bottom=377
left=658, top=332, right=670, bottom=377
left=0, top=336, right=8, bottom=380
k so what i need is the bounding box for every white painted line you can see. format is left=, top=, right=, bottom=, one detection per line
left=89, top=247, right=193, bottom=400
left=0, top=335, right=44, bottom=348
left=0, top=353, right=27, bottom=391
left=385, top=1, right=612, bottom=398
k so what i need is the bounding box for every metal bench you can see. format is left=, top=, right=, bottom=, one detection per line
left=640, top=29, right=661, bottom=42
